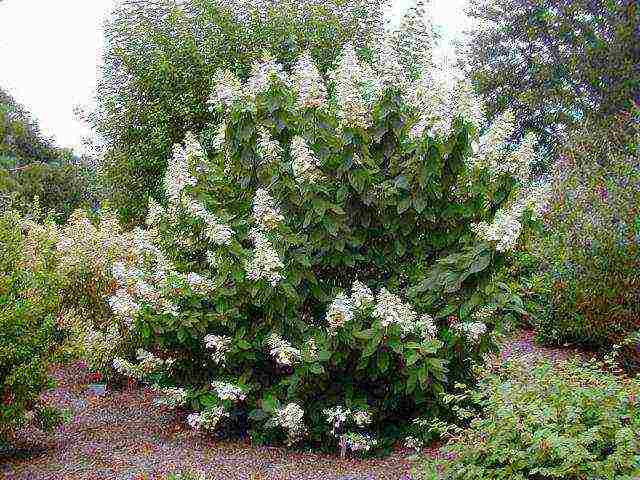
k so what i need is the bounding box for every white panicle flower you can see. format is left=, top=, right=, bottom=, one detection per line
left=164, top=143, right=197, bottom=205
left=246, top=52, right=291, bottom=98
left=415, top=314, right=438, bottom=340
left=136, top=349, right=167, bottom=374
left=266, top=333, right=301, bottom=366
left=473, top=110, right=516, bottom=172
left=508, top=132, right=537, bottom=184
left=246, top=227, right=284, bottom=286
left=108, top=289, right=140, bottom=329
left=341, top=431, right=378, bottom=452
left=323, top=406, right=351, bottom=434
left=454, top=321, right=487, bottom=343
left=409, top=117, right=429, bottom=140
left=293, top=51, right=327, bottom=109
left=184, top=198, right=234, bottom=246
left=154, top=387, right=188, bottom=409
left=373, top=288, right=417, bottom=334
left=252, top=188, right=284, bottom=230
left=203, top=334, right=232, bottom=365
left=187, top=406, right=229, bottom=431
left=211, top=122, right=227, bottom=150
left=451, top=78, right=484, bottom=128
left=146, top=198, right=166, bottom=227
left=211, top=381, right=246, bottom=402
left=406, top=71, right=455, bottom=139
left=112, top=357, right=143, bottom=380
left=351, top=281, right=374, bottom=310
left=392, top=0, right=434, bottom=72
left=377, top=37, right=407, bottom=89
left=404, top=435, right=424, bottom=451
left=290, top=136, right=321, bottom=183
left=186, top=272, right=215, bottom=294
left=329, top=43, right=381, bottom=129
left=472, top=208, right=523, bottom=252
left=353, top=410, right=372, bottom=427
left=326, top=293, right=354, bottom=331
left=257, top=127, right=282, bottom=164
left=208, top=70, right=241, bottom=109
left=275, top=403, right=307, bottom=445
left=184, top=131, right=206, bottom=163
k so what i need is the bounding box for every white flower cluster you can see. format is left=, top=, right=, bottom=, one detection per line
left=341, top=431, right=378, bottom=452
left=373, top=288, right=418, bottom=333
left=183, top=197, right=234, bottom=246
left=415, top=314, right=438, bottom=340
left=292, top=51, right=327, bottom=109
left=185, top=272, right=215, bottom=295
left=184, top=131, right=207, bottom=172
left=203, top=334, right=232, bottom=365
left=108, top=289, right=141, bottom=329
left=145, top=198, right=166, bottom=227
left=454, top=321, right=487, bottom=343
left=112, top=357, right=143, bottom=380
left=326, top=293, right=354, bottom=331
left=274, top=402, right=306, bottom=446
left=245, top=227, right=284, bottom=286
left=256, top=127, right=282, bottom=164
left=404, top=435, right=425, bottom=451
left=246, top=52, right=291, bottom=99
left=266, top=333, right=301, bottom=366
left=211, top=122, right=227, bottom=150
left=164, top=143, right=197, bottom=205
left=329, top=43, right=381, bottom=129
left=473, top=109, right=516, bottom=170
left=136, top=348, right=174, bottom=374
left=252, top=188, right=284, bottom=230
left=471, top=207, right=523, bottom=252
left=154, top=387, right=188, bottom=409
left=211, top=381, right=246, bottom=402
left=323, top=406, right=372, bottom=435
left=208, top=70, right=241, bottom=109
left=187, top=406, right=229, bottom=431
left=351, top=280, right=375, bottom=310
left=290, top=136, right=321, bottom=183
left=391, top=0, right=434, bottom=72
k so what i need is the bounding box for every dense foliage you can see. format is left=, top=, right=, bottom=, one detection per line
left=0, top=88, right=61, bottom=166
left=418, top=356, right=640, bottom=479
left=93, top=0, right=435, bottom=225
left=530, top=109, right=640, bottom=370
left=462, top=0, right=640, bottom=160
left=0, top=211, right=66, bottom=443
left=96, top=42, right=545, bottom=454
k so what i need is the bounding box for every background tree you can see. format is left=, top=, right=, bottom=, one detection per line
left=91, top=0, right=435, bottom=226
left=461, top=0, right=639, bottom=163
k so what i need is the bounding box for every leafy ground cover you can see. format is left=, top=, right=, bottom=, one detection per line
left=2, top=330, right=585, bottom=479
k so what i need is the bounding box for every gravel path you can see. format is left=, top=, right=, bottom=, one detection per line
left=1, top=330, right=587, bottom=480
left=2, top=361, right=415, bottom=480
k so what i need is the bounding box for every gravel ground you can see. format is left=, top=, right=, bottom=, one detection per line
left=1, top=330, right=587, bottom=480
left=2, top=362, right=415, bottom=480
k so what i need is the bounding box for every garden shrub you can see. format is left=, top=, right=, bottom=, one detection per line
left=94, top=0, right=435, bottom=225
left=0, top=210, right=65, bottom=443
left=98, top=45, right=545, bottom=454
left=532, top=110, right=640, bottom=368
left=418, top=356, right=640, bottom=479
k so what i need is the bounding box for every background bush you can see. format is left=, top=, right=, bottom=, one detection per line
left=418, top=356, right=640, bottom=479
left=530, top=108, right=640, bottom=369
left=0, top=210, right=65, bottom=443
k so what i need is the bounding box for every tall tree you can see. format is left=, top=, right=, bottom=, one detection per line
left=462, top=0, right=639, bottom=160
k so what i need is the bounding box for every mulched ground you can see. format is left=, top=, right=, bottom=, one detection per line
left=1, top=330, right=588, bottom=480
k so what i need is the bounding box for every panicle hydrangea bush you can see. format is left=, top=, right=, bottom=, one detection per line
left=98, top=47, right=545, bottom=452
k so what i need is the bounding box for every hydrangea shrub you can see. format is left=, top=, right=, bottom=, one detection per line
left=103, top=47, right=544, bottom=452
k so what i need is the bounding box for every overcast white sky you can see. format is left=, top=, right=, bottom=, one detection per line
left=0, top=0, right=470, bottom=155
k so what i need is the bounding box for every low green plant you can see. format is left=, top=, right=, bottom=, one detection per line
left=0, top=210, right=65, bottom=442
left=417, top=356, right=640, bottom=479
